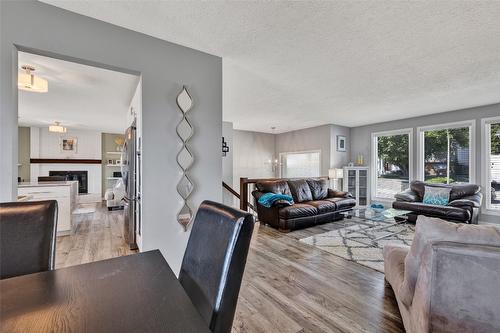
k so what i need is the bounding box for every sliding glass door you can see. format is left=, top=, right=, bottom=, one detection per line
left=484, top=118, right=500, bottom=212
left=372, top=129, right=412, bottom=200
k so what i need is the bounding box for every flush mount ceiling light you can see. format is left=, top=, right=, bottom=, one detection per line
left=18, top=65, right=48, bottom=93
left=49, top=121, right=67, bottom=133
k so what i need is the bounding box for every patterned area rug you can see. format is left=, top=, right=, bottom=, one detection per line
left=300, top=219, right=415, bottom=272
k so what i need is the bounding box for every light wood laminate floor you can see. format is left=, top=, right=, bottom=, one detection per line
left=56, top=207, right=403, bottom=332
left=56, top=203, right=136, bottom=268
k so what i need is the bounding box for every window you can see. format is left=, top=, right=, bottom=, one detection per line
left=280, top=151, right=320, bottom=178
left=371, top=129, right=412, bottom=200
left=418, top=121, right=475, bottom=184
left=483, top=117, right=500, bottom=212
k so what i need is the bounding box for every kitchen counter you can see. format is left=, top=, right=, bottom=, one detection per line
left=18, top=181, right=78, bottom=235
left=18, top=180, right=79, bottom=187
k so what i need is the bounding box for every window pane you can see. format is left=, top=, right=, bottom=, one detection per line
left=489, top=122, right=500, bottom=209
left=424, top=127, right=470, bottom=184
left=281, top=152, right=320, bottom=178
left=376, top=134, right=410, bottom=199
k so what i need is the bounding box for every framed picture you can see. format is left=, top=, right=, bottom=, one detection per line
left=60, top=137, right=77, bottom=154
left=337, top=135, right=346, bottom=152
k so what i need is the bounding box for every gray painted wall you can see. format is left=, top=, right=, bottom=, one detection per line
left=222, top=121, right=234, bottom=206
left=276, top=124, right=351, bottom=176
left=1, top=1, right=222, bottom=273
left=351, top=103, right=500, bottom=220
left=17, top=127, right=30, bottom=182
left=233, top=130, right=276, bottom=192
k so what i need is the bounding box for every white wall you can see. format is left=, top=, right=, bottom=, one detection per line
left=1, top=1, right=222, bottom=274
left=29, top=126, right=102, bottom=196
left=233, top=130, right=276, bottom=192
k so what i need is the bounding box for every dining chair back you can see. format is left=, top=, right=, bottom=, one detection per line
left=179, top=200, right=255, bottom=333
left=0, top=200, right=58, bottom=279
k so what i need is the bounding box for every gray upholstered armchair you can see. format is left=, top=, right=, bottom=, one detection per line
left=384, top=216, right=500, bottom=333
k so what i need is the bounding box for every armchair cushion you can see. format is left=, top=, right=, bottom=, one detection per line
left=394, top=188, right=419, bottom=202
left=447, top=193, right=482, bottom=209
left=306, top=179, right=328, bottom=200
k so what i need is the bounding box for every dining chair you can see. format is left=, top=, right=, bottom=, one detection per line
left=0, top=200, right=58, bottom=279
left=38, top=176, right=67, bottom=182
left=179, top=200, right=255, bottom=333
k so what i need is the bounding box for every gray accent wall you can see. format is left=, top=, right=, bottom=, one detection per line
left=222, top=122, right=234, bottom=205
left=233, top=130, right=276, bottom=192
left=1, top=1, right=222, bottom=273
left=17, top=127, right=30, bottom=182
left=276, top=124, right=351, bottom=176
left=351, top=103, right=500, bottom=221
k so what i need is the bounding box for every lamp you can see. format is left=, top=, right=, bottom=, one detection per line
left=18, top=65, right=48, bottom=93
left=329, top=168, right=344, bottom=190
left=49, top=121, right=67, bottom=133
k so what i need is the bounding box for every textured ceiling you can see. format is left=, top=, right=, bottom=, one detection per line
left=42, top=1, right=500, bottom=133
left=18, top=51, right=139, bottom=133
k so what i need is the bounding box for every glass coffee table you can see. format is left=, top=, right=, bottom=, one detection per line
left=341, top=208, right=413, bottom=245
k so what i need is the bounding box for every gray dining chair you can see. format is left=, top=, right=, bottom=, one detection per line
left=0, top=200, right=58, bottom=279
left=179, top=200, right=255, bottom=333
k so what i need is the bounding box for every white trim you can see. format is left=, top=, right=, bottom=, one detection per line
left=371, top=128, right=413, bottom=202
left=481, top=116, right=500, bottom=216
left=279, top=149, right=322, bottom=178
left=417, top=119, right=476, bottom=184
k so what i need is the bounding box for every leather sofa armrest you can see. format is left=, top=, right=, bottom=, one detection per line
left=252, top=190, right=264, bottom=201
left=448, top=192, right=483, bottom=209
left=394, top=189, right=418, bottom=202
left=328, top=189, right=352, bottom=198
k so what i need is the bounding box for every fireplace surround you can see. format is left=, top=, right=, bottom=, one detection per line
left=49, top=170, right=88, bottom=193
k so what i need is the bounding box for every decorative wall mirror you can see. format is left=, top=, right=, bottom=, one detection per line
left=176, top=86, right=194, bottom=230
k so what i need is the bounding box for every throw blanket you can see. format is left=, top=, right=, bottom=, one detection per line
left=258, top=193, right=294, bottom=208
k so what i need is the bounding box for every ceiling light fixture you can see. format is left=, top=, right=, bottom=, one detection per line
left=18, top=65, right=48, bottom=93
left=49, top=122, right=67, bottom=133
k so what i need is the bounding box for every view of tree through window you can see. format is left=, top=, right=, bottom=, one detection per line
left=423, top=127, right=470, bottom=184
left=375, top=133, right=410, bottom=199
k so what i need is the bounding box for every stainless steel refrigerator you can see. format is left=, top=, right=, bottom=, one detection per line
left=122, top=120, right=138, bottom=250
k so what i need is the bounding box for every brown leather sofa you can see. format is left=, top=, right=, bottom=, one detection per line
left=252, top=178, right=356, bottom=231
left=393, top=180, right=482, bottom=224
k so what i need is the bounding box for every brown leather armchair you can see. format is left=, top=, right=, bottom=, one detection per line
left=252, top=178, right=355, bottom=231
left=393, top=181, right=482, bottom=224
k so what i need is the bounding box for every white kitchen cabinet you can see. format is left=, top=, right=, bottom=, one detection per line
left=343, top=166, right=370, bottom=208
left=18, top=181, right=78, bottom=235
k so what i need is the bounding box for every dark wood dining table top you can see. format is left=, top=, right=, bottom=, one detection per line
left=0, top=250, right=211, bottom=333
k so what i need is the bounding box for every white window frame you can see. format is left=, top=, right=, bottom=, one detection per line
left=371, top=128, right=413, bottom=202
left=481, top=115, right=500, bottom=216
left=279, top=150, right=321, bottom=178
left=417, top=120, right=476, bottom=184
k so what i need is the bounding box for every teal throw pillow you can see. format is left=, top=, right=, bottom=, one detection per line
left=422, top=186, right=451, bottom=206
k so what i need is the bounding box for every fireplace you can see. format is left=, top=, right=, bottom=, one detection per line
left=49, top=171, right=88, bottom=194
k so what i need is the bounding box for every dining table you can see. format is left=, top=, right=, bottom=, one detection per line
left=0, top=250, right=211, bottom=333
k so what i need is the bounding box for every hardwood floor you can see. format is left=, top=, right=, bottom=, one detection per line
left=55, top=203, right=136, bottom=268
left=233, top=222, right=404, bottom=333
left=56, top=206, right=403, bottom=332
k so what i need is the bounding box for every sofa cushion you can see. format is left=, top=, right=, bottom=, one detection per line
left=325, top=197, right=356, bottom=211
left=393, top=201, right=470, bottom=222
left=399, top=216, right=500, bottom=307
left=410, top=180, right=480, bottom=201
left=305, top=200, right=337, bottom=214
left=287, top=179, right=314, bottom=203
left=255, top=180, right=291, bottom=196
left=306, top=179, right=328, bottom=200
left=279, top=203, right=318, bottom=219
